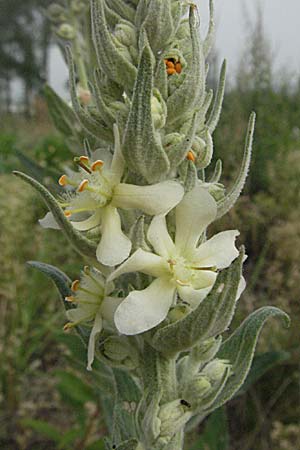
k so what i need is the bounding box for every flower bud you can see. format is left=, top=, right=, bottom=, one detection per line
left=114, top=22, right=137, bottom=48
left=182, top=375, right=212, bottom=406
left=57, top=23, right=76, bottom=40
left=151, top=89, right=167, bottom=129
left=71, top=0, right=86, bottom=14
left=157, top=399, right=192, bottom=444
left=47, top=4, right=67, bottom=23
left=192, top=337, right=222, bottom=363
left=101, top=336, right=139, bottom=370
left=202, top=359, right=232, bottom=383
left=77, top=86, right=92, bottom=106
left=168, top=304, right=191, bottom=323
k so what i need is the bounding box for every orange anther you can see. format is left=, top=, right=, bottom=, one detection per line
left=165, top=60, right=175, bottom=69
left=78, top=179, right=89, bottom=192
left=71, top=280, right=80, bottom=292
left=65, top=296, right=76, bottom=303
left=79, top=155, right=89, bottom=164
left=58, top=174, right=68, bottom=186
left=64, top=211, right=72, bottom=218
left=175, top=62, right=182, bottom=74
left=167, top=67, right=177, bottom=75
left=91, top=160, right=104, bottom=171
left=187, top=150, right=196, bottom=162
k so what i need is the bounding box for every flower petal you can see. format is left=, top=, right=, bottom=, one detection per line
left=110, top=124, right=125, bottom=183
left=236, top=276, right=246, bottom=301
left=101, top=296, right=123, bottom=327
left=92, top=148, right=113, bottom=166
left=147, top=216, right=175, bottom=257
left=193, top=230, right=240, bottom=269
left=39, top=212, right=60, bottom=229
left=177, top=284, right=214, bottom=309
left=96, top=206, right=131, bottom=266
left=112, top=180, right=184, bottom=215
left=175, top=186, right=217, bottom=255
left=114, top=278, right=176, bottom=335
left=71, top=210, right=102, bottom=231
left=108, top=248, right=168, bottom=282
left=66, top=307, right=94, bottom=323
left=87, top=311, right=103, bottom=371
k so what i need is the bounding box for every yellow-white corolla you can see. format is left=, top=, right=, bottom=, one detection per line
left=40, top=125, right=184, bottom=266
left=64, top=266, right=122, bottom=370
left=109, top=186, right=243, bottom=335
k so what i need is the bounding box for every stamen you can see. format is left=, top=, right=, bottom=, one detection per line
left=63, top=322, right=74, bottom=331
left=175, top=62, right=182, bottom=74
left=71, top=280, right=80, bottom=291
left=78, top=179, right=89, bottom=192
left=167, top=67, right=177, bottom=76
left=79, top=155, right=89, bottom=164
left=83, top=266, right=90, bottom=275
left=165, top=60, right=175, bottom=69
left=74, top=156, right=92, bottom=174
left=65, top=296, right=76, bottom=302
left=187, top=150, right=196, bottom=162
left=58, top=174, right=68, bottom=186
left=91, top=160, right=104, bottom=171
left=64, top=211, right=72, bottom=218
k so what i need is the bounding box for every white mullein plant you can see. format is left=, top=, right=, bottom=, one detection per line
left=16, top=1, right=289, bottom=449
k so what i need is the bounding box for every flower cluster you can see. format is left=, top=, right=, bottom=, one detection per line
left=16, top=1, right=289, bottom=448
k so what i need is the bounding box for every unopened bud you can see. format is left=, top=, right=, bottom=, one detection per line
left=77, top=86, right=92, bottom=106
left=168, top=304, right=191, bottom=323
left=47, top=4, right=67, bottom=23
left=182, top=376, right=211, bottom=406
left=102, top=336, right=139, bottom=370
left=202, top=359, right=231, bottom=383
left=151, top=90, right=167, bottom=129
left=71, top=0, right=86, bottom=14
left=157, top=399, right=192, bottom=444
left=192, top=337, right=222, bottom=363
left=57, top=23, right=76, bottom=40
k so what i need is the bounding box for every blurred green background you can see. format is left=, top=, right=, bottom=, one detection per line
left=0, top=1, right=299, bottom=449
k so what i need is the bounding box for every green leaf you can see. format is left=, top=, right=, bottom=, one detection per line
left=166, top=7, right=205, bottom=124
left=217, top=112, right=255, bottom=219
left=15, top=149, right=60, bottom=189
left=112, top=369, right=141, bottom=443
left=207, top=59, right=227, bottom=134
left=123, top=45, right=170, bottom=183
left=66, top=47, right=113, bottom=143
left=143, top=0, right=174, bottom=55
left=20, top=419, right=61, bottom=442
left=108, top=0, right=135, bottom=23
left=190, top=407, right=229, bottom=450
left=44, top=85, right=79, bottom=139
left=13, top=171, right=97, bottom=260
left=27, top=261, right=72, bottom=306
left=208, top=307, right=290, bottom=411
left=235, top=350, right=290, bottom=397
left=91, top=0, right=137, bottom=90
left=151, top=248, right=245, bottom=355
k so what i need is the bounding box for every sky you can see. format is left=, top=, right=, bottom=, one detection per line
left=48, top=0, right=300, bottom=98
